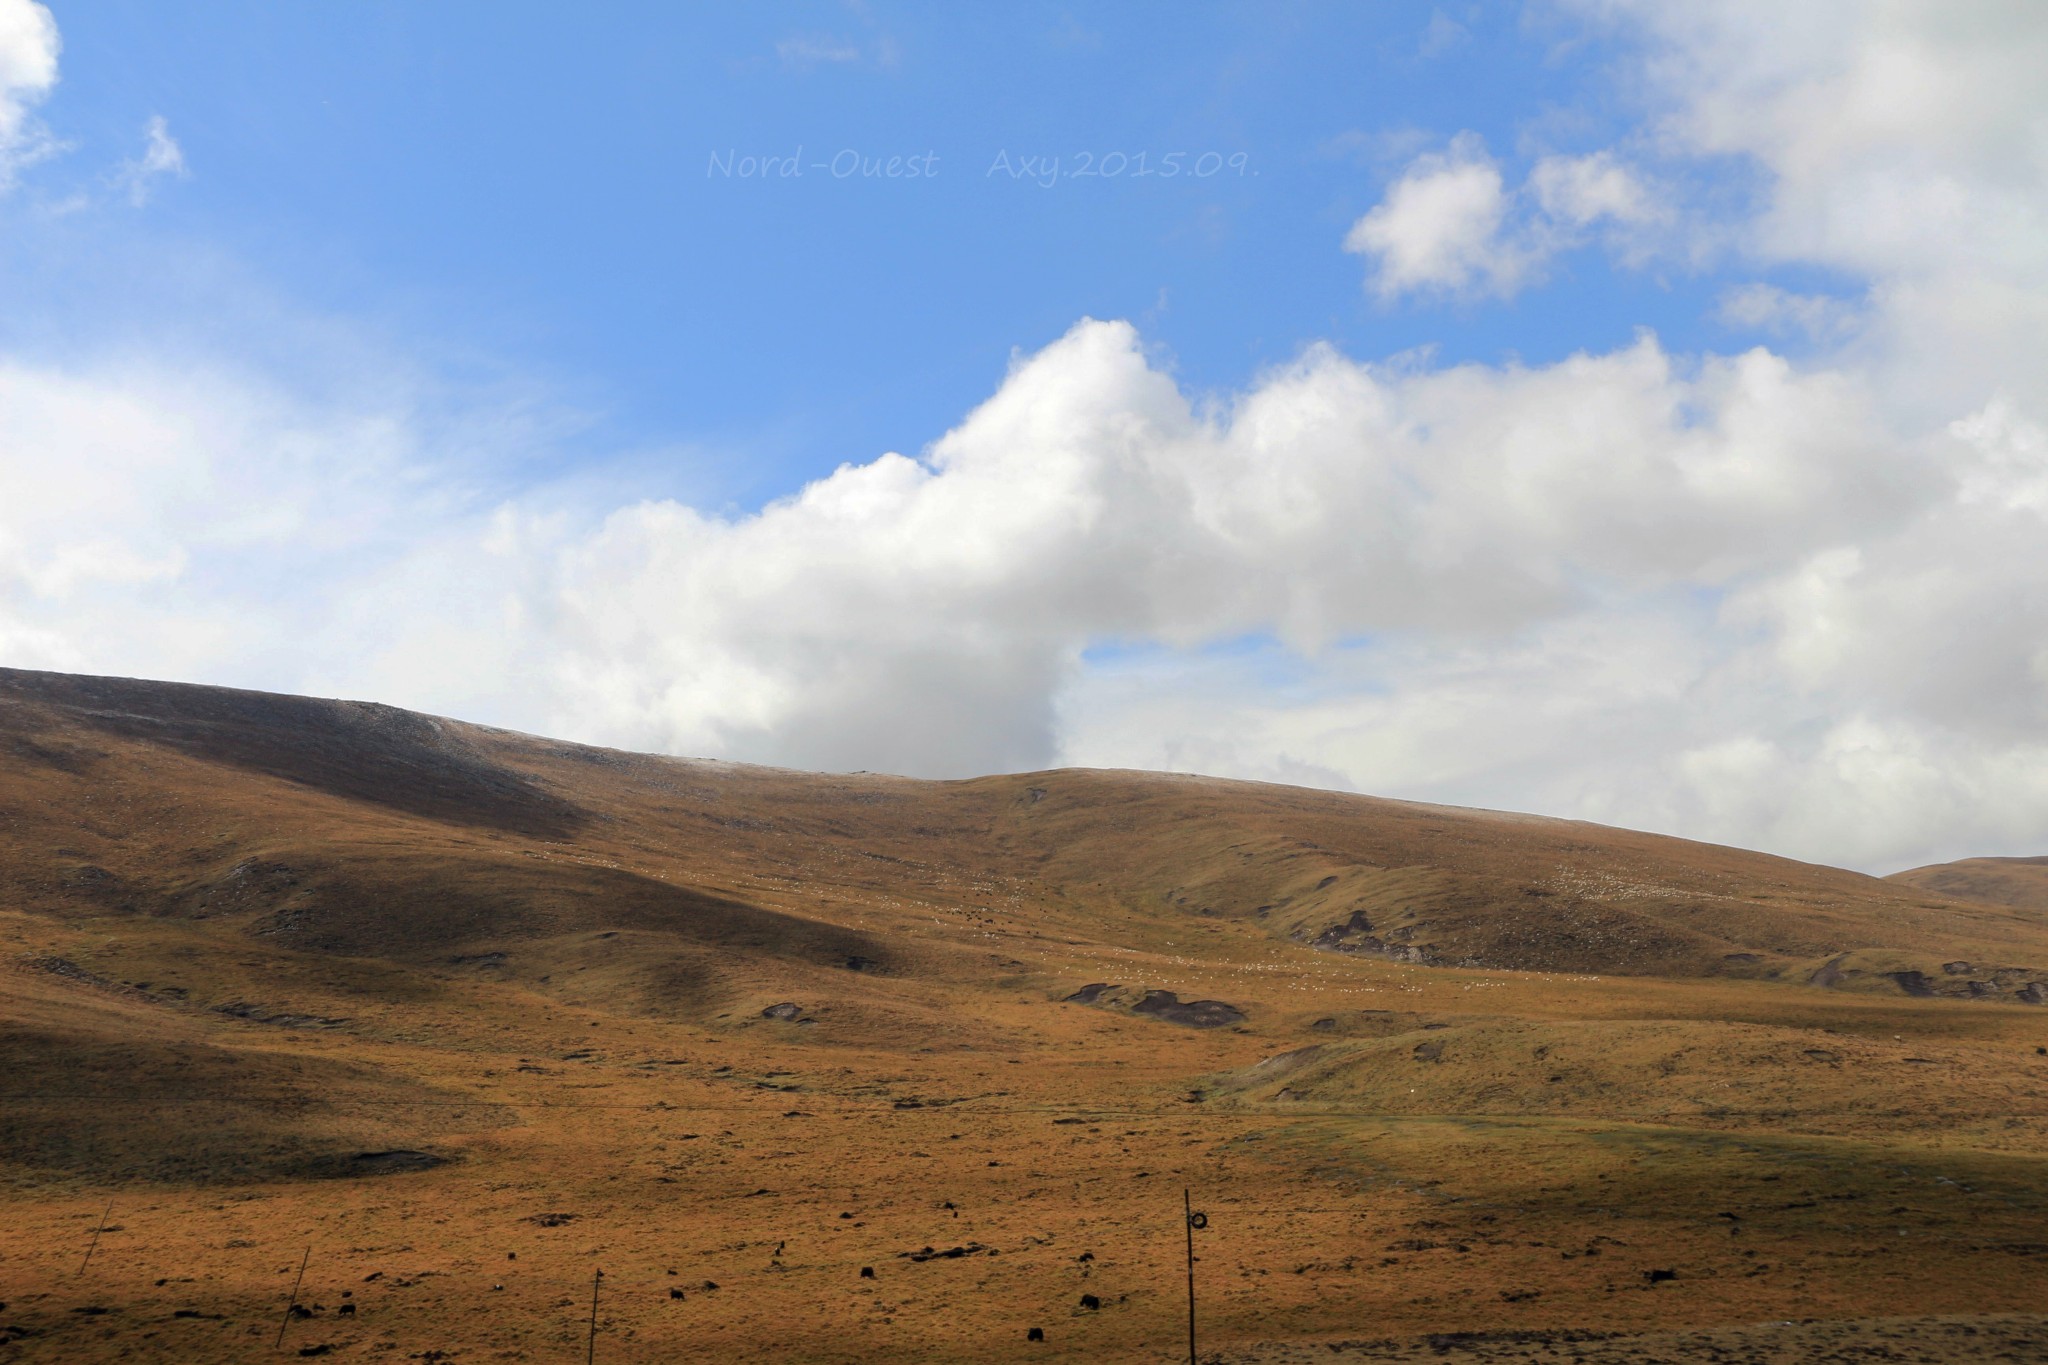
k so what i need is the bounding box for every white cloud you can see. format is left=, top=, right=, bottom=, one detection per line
left=0, top=302, right=2038, bottom=871
left=1346, top=139, right=1664, bottom=300
left=776, top=33, right=862, bottom=66
left=1572, top=0, right=2048, bottom=421
left=1418, top=9, right=1471, bottom=58
left=112, top=114, right=185, bottom=205
left=1716, top=282, right=1862, bottom=342
left=774, top=25, right=899, bottom=71
left=1528, top=150, right=1659, bottom=228
left=2, top=311, right=1999, bottom=870
left=1344, top=135, right=1528, bottom=298
left=0, top=0, right=58, bottom=188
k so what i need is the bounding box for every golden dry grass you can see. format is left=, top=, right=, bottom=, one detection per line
left=4, top=667, right=2048, bottom=1362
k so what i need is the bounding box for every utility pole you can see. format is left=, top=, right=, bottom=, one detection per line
left=1184, top=1189, right=1208, bottom=1365
left=587, top=1268, right=604, bottom=1365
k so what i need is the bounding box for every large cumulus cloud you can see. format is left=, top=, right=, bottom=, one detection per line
left=3, top=1, right=2047, bottom=872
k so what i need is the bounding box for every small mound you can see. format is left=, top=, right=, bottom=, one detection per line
left=1064, top=983, right=1246, bottom=1027
left=1130, top=989, right=1245, bottom=1028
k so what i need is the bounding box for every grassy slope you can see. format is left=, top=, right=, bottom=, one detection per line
left=1890, top=855, right=2048, bottom=913
left=3, top=667, right=2048, bottom=1362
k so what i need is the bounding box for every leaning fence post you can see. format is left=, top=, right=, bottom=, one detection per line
left=76, top=1201, right=113, bottom=1277
left=276, top=1246, right=310, bottom=1349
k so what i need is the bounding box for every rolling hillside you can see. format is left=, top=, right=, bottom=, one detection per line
left=4, top=667, right=2048, bottom=1362
left=1890, top=855, right=2048, bottom=914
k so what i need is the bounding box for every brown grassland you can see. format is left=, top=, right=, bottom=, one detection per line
left=3, top=667, right=2047, bottom=1362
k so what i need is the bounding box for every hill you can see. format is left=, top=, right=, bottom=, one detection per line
left=3, top=667, right=2048, bottom=1363
left=1889, top=855, right=2048, bottom=913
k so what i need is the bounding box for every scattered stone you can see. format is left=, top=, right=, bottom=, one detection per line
left=211, top=1000, right=350, bottom=1029
left=901, top=1244, right=988, bottom=1262
left=1130, top=989, right=1245, bottom=1028
left=1310, top=910, right=1377, bottom=952
left=761, top=1002, right=802, bottom=1021
left=528, top=1212, right=577, bottom=1227
left=1890, top=971, right=1937, bottom=998
left=1644, top=1268, right=1677, bottom=1283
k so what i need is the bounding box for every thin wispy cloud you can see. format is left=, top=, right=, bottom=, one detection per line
left=775, top=32, right=862, bottom=68
left=111, top=114, right=185, bottom=205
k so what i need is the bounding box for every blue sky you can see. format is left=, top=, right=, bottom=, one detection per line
left=11, top=2, right=1759, bottom=505
left=3, top=1, right=2046, bottom=873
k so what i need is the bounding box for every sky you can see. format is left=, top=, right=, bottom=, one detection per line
left=1, top=1, right=2045, bottom=874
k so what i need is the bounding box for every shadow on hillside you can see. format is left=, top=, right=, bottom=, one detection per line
left=0, top=668, right=583, bottom=838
